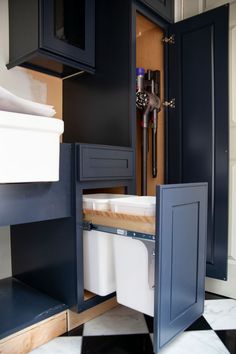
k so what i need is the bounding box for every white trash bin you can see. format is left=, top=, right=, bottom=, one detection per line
left=111, top=196, right=156, bottom=316
left=83, top=193, right=133, bottom=296
left=83, top=229, right=116, bottom=296
left=83, top=193, right=128, bottom=211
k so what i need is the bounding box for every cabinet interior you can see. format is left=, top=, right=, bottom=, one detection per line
left=136, top=12, right=165, bottom=196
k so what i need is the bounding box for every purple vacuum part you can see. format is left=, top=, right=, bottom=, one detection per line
left=136, top=67, right=145, bottom=76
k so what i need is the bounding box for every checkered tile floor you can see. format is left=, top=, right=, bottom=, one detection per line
left=30, top=293, right=236, bottom=354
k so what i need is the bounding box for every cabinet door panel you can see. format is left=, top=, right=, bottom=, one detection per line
left=41, top=0, right=95, bottom=67
left=167, top=5, right=229, bottom=280
left=154, top=184, right=207, bottom=352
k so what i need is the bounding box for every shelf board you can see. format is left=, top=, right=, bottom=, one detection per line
left=0, top=277, right=67, bottom=340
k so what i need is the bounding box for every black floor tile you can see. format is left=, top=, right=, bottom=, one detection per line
left=216, top=330, right=236, bottom=354
left=62, top=324, right=84, bottom=336
left=82, top=334, right=154, bottom=354
left=205, top=291, right=229, bottom=300
left=185, top=316, right=212, bottom=331
left=144, top=314, right=154, bottom=333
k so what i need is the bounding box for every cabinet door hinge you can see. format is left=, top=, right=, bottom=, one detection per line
left=162, top=34, right=175, bottom=44
left=162, top=98, right=176, bottom=109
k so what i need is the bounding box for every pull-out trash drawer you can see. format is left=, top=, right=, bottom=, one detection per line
left=84, top=195, right=156, bottom=315
left=83, top=183, right=208, bottom=353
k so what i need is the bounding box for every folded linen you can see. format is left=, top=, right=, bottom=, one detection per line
left=0, top=86, right=56, bottom=117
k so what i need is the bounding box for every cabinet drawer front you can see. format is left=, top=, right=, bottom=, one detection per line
left=78, top=145, right=134, bottom=181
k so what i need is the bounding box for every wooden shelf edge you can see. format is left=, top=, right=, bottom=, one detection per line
left=0, top=311, right=67, bottom=354
left=83, top=209, right=155, bottom=235
left=67, top=297, right=118, bottom=331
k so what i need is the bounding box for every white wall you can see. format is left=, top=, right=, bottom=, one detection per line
left=0, top=0, right=62, bottom=280
left=175, top=0, right=236, bottom=298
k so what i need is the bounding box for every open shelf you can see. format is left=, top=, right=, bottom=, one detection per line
left=0, top=277, right=67, bottom=340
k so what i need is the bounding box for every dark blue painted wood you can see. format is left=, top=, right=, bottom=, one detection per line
left=74, top=144, right=136, bottom=312
left=41, top=0, right=95, bottom=68
left=0, top=277, right=67, bottom=340
left=0, top=144, right=71, bottom=226
left=154, top=183, right=208, bottom=352
left=7, top=0, right=95, bottom=76
left=78, top=144, right=134, bottom=181
left=63, top=0, right=132, bottom=145
left=11, top=218, right=77, bottom=307
left=138, top=0, right=174, bottom=22
left=166, top=5, right=229, bottom=280
left=11, top=143, right=136, bottom=313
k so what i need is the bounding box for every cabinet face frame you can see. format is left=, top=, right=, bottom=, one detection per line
left=138, top=0, right=174, bottom=22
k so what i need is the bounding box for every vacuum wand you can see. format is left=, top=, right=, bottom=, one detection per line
left=152, top=109, right=157, bottom=178
left=149, top=70, right=160, bottom=179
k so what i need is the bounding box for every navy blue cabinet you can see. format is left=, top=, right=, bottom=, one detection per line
left=138, top=0, right=174, bottom=22
left=7, top=0, right=95, bottom=77
left=10, top=144, right=208, bottom=353
left=63, top=1, right=229, bottom=282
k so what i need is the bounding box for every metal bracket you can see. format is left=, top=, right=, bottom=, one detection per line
left=83, top=222, right=155, bottom=241
left=162, top=34, right=175, bottom=44
left=134, top=238, right=156, bottom=290
left=162, top=98, right=176, bottom=109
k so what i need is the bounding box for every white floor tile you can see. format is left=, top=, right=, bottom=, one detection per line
left=83, top=304, right=148, bottom=336
left=203, top=299, right=236, bottom=330
left=155, top=330, right=230, bottom=354
left=29, top=337, right=82, bottom=354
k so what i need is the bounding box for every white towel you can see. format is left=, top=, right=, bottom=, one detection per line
left=0, top=86, right=56, bottom=117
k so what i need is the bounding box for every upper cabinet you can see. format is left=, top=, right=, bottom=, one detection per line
left=138, top=0, right=174, bottom=22
left=7, top=0, right=95, bottom=77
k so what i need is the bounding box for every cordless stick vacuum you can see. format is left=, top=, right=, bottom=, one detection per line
left=136, top=68, right=161, bottom=195
left=146, top=70, right=161, bottom=179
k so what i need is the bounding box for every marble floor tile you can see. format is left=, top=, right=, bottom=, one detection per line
left=204, top=299, right=236, bottom=330
left=185, top=315, right=212, bottom=331
left=205, top=292, right=229, bottom=300
left=64, top=324, right=84, bottom=337
left=216, top=330, right=236, bottom=354
left=29, top=337, right=82, bottom=354
left=144, top=314, right=154, bottom=333
left=81, top=333, right=153, bottom=354
left=83, top=305, right=148, bottom=336
left=156, top=330, right=230, bottom=354
left=146, top=314, right=212, bottom=335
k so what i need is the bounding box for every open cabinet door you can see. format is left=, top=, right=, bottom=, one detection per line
left=166, top=5, right=229, bottom=280
left=154, top=184, right=207, bottom=353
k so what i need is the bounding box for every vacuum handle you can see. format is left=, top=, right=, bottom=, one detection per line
left=150, top=70, right=160, bottom=179
left=152, top=109, right=157, bottom=178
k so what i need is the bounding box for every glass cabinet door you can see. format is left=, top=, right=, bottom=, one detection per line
left=41, top=0, right=95, bottom=67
